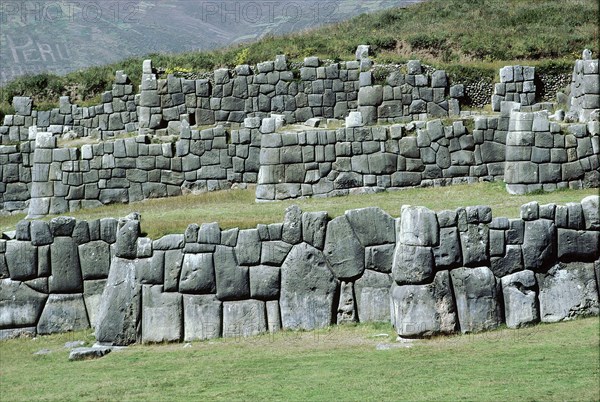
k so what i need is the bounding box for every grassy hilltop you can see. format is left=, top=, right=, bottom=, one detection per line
left=0, top=0, right=598, bottom=115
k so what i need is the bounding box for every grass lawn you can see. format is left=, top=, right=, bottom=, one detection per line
left=0, top=318, right=598, bottom=401
left=1, top=182, right=597, bottom=239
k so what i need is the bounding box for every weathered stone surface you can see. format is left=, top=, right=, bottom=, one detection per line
left=249, top=265, right=280, bottom=300
left=115, top=219, right=140, bottom=259
left=302, top=211, right=328, bottom=250
left=266, top=300, right=281, bottom=333
left=581, top=195, right=599, bottom=229
left=501, top=270, right=539, bottom=328
left=450, top=267, right=502, bottom=333
left=83, top=279, right=107, bottom=328
left=260, top=241, right=292, bottom=266
left=49, top=237, right=83, bottom=293
left=345, top=207, right=396, bottom=246
left=0, top=279, right=48, bottom=328
left=392, top=244, right=434, bottom=285
left=69, top=346, right=112, bottom=361
left=459, top=224, right=489, bottom=267
left=183, top=295, right=222, bottom=341
left=235, top=229, right=261, bottom=265
left=50, top=216, right=76, bottom=237
left=79, top=241, right=111, bottom=279
left=536, top=262, right=599, bottom=322
left=280, top=242, right=338, bottom=330
left=95, top=257, right=141, bottom=345
left=282, top=205, right=302, bottom=244
left=390, top=271, right=457, bottom=337
left=364, top=244, right=395, bottom=273
left=354, top=270, right=392, bottom=322
left=179, top=253, right=216, bottom=294
left=214, top=246, right=250, bottom=301
left=433, top=227, right=462, bottom=269
left=557, top=229, right=600, bottom=262
left=399, top=206, right=439, bottom=246
left=323, top=216, right=364, bottom=280
left=522, top=219, right=556, bottom=271
left=30, top=221, right=53, bottom=246
left=337, top=281, right=357, bottom=323
left=223, top=299, right=267, bottom=338
left=141, top=285, right=182, bottom=343
left=490, top=245, right=523, bottom=277
left=164, top=249, right=184, bottom=292
left=6, top=241, right=37, bottom=281
left=37, top=294, right=90, bottom=334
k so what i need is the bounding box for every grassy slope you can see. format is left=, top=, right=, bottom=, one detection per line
left=1, top=183, right=597, bottom=239
left=1, top=0, right=598, bottom=111
left=0, top=318, right=598, bottom=401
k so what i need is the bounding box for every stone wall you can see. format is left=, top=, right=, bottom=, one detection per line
left=3, top=73, right=137, bottom=143
left=257, top=105, right=599, bottom=201
left=1, top=197, right=598, bottom=342
left=568, top=50, right=600, bottom=122
left=491, top=65, right=537, bottom=111
left=25, top=121, right=262, bottom=218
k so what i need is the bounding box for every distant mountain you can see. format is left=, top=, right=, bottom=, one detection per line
left=0, top=0, right=425, bottom=84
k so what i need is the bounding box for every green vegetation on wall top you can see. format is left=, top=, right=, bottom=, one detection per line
left=0, top=0, right=597, bottom=114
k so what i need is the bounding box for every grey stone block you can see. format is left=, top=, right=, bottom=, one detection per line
left=222, top=299, right=267, bottom=338
left=260, top=241, right=292, bottom=266
left=6, top=241, right=37, bottom=281
left=79, top=241, right=111, bottom=279
left=392, top=244, right=434, bottom=285
left=280, top=242, right=338, bottom=330
left=522, top=219, right=556, bottom=271
left=37, top=294, right=90, bottom=335
left=83, top=279, right=107, bottom=328
left=179, top=253, right=216, bottom=294
left=115, top=219, right=139, bottom=259
left=183, top=295, right=222, bottom=341
left=354, top=270, right=392, bottom=323
left=345, top=207, right=396, bottom=246
left=390, top=270, right=457, bottom=337
left=557, top=229, right=599, bottom=261
left=490, top=245, right=523, bottom=277
left=49, top=237, right=83, bottom=293
left=581, top=196, right=600, bottom=230
left=249, top=265, right=280, bottom=300
left=536, top=262, right=599, bottom=322
left=302, top=211, right=328, bottom=250
left=501, top=270, right=539, bottom=328
left=164, top=249, right=184, bottom=292
left=282, top=205, right=302, bottom=245
left=214, top=246, right=250, bottom=301
left=0, top=278, right=48, bottom=328
left=451, top=266, right=502, bottom=333
left=323, top=216, right=364, bottom=280
left=235, top=229, right=261, bottom=265
left=141, top=285, right=182, bottom=343
left=399, top=205, right=439, bottom=246
left=95, top=258, right=142, bottom=345
left=364, top=244, right=395, bottom=273
left=433, top=227, right=462, bottom=269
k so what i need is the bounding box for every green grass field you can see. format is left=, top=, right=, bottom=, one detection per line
left=0, top=318, right=598, bottom=401
left=1, top=182, right=597, bottom=239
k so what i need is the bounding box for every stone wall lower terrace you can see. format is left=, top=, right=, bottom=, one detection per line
left=1, top=197, right=598, bottom=342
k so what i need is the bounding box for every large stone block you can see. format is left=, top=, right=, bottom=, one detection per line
left=354, top=270, right=392, bottom=323
left=433, top=227, right=462, bottom=269
left=95, top=257, right=141, bottom=345
left=222, top=299, right=267, bottom=338
left=344, top=207, right=396, bottom=246
left=450, top=266, right=502, bottom=333
left=49, top=237, right=83, bottom=293
left=282, top=205, right=302, bottom=244
left=536, top=262, right=599, bottom=322
left=399, top=206, right=439, bottom=246
left=392, top=244, right=434, bottom=285
left=141, top=285, right=182, bottom=343
left=302, top=211, right=328, bottom=250
left=581, top=196, right=600, bottom=230
left=0, top=279, right=48, bottom=329
left=280, top=242, right=338, bottom=330
left=390, top=271, right=457, bottom=337
left=5, top=240, right=37, bottom=281
left=364, top=244, right=395, bottom=273
left=522, top=219, right=556, bottom=271
left=323, top=216, right=365, bottom=280
left=83, top=279, right=107, bottom=328
left=115, top=218, right=140, bottom=259
left=214, top=245, right=250, bottom=301
left=249, top=265, right=280, bottom=300
left=179, top=253, right=216, bottom=294
left=459, top=224, right=489, bottom=267
left=37, top=293, right=90, bottom=334
left=79, top=241, right=111, bottom=280
left=490, top=245, right=523, bottom=277
left=358, top=85, right=383, bottom=106
left=557, top=229, right=599, bottom=262
left=183, top=295, right=222, bottom=341
left=501, top=270, right=539, bottom=328
left=235, top=229, right=261, bottom=265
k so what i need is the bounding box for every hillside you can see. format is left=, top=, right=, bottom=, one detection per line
left=0, top=0, right=598, bottom=115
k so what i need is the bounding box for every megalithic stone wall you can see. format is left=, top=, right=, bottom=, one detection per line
left=567, top=50, right=600, bottom=123
left=1, top=197, right=599, bottom=342
left=491, top=65, right=536, bottom=112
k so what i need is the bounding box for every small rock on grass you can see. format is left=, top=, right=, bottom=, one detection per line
left=68, top=346, right=112, bottom=361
